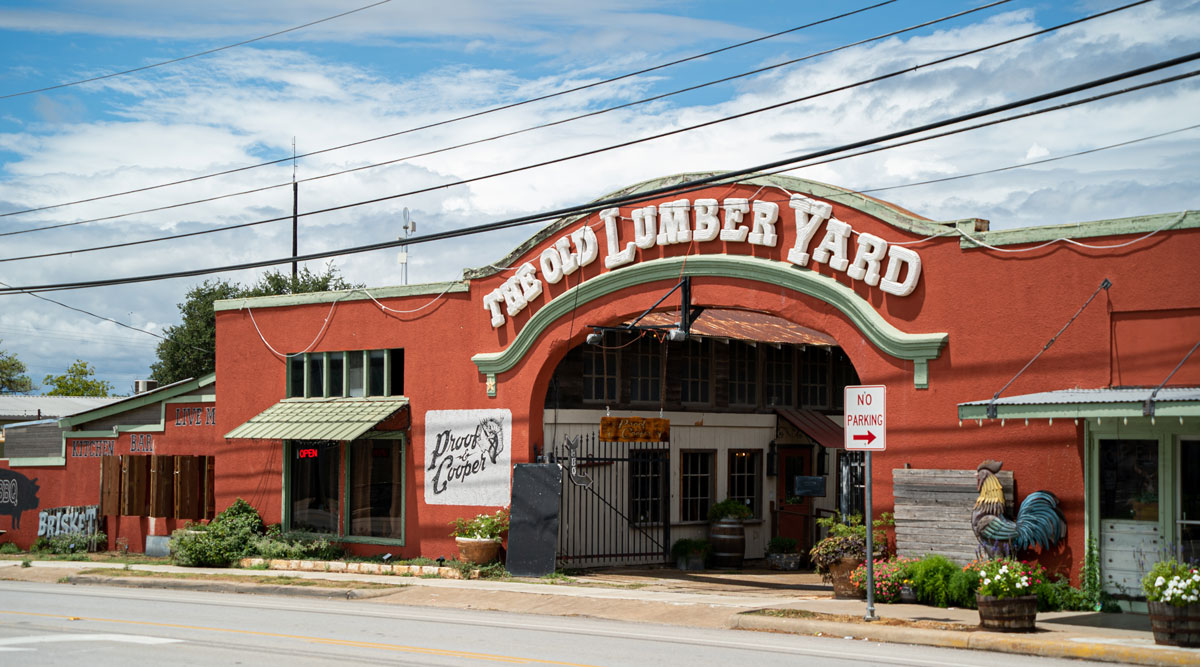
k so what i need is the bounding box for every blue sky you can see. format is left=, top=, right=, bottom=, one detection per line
left=0, top=0, right=1197, bottom=392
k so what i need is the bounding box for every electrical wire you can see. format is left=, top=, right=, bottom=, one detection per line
left=0, top=1, right=1152, bottom=263
left=1, top=51, right=1196, bottom=296
left=0, top=0, right=394, bottom=100
left=0, top=0, right=1011, bottom=238
left=0, top=1, right=900, bottom=219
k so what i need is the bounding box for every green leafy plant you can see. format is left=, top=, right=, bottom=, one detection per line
left=1143, top=559, right=1200, bottom=606
left=20, top=559, right=30, bottom=568
left=808, top=513, right=890, bottom=577
left=767, top=536, right=798, bottom=555
left=976, top=558, right=1044, bottom=599
left=671, top=538, right=712, bottom=561
left=905, top=554, right=958, bottom=607
left=46, top=531, right=106, bottom=554
left=171, top=498, right=266, bottom=567
left=707, top=498, right=753, bottom=521
left=449, top=508, right=510, bottom=540
left=850, top=557, right=916, bottom=603
left=0, top=542, right=21, bottom=554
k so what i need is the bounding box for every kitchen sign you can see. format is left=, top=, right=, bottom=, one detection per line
left=482, top=194, right=922, bottom=329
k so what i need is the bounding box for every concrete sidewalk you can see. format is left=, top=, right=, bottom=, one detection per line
left=3, top=560, right=1197, bottom=666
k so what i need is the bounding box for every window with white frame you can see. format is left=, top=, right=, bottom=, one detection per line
left=287, top=349, right=404, bottom=399
left=727, top=449, right=762, bottom=518
left=680, top=450, right=715, bottom=522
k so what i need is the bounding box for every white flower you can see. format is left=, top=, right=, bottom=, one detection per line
left=1156, top=576, right=1166, bottom=587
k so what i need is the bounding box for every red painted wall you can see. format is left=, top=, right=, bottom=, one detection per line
left=210, top=181, right=1200, bottom=574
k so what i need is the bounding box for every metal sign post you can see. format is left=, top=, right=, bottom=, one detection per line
left=845, top=384, right=886, bottom=622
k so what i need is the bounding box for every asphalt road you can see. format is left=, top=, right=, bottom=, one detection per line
left=0, top=581, right=1090, bottom=666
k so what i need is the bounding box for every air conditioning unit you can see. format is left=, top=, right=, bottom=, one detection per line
left=134, top=380, right=158, bottom=394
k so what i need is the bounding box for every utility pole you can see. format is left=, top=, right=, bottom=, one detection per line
left=291, top=138, right=298, bottom=283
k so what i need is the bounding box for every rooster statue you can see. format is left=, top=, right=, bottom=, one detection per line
left=972, top=460, right=1067, bottom=559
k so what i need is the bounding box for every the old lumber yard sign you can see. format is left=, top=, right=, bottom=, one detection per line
left=482, top=195, right=923, bottom=328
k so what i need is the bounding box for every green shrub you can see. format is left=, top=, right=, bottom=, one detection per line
left=671, top=538, right=712, bottom=560
left=248, top=532, right=344, bottom=561
left=0, top=542, right=21, bottom=554
left=1036, top=577, right=1090, bottom=612
left=45, top=531, right=106, bottom=554
left=908, top=554, right=958, bottom=607
left=171, top=498, right=265, bottom=567
left=29, top=537, right=49, bottom=553
left=767, top=536, right=798, bottom=554
left=708, top=498, right=753, bottom=521
left=948, top=564, right=982, bottom=608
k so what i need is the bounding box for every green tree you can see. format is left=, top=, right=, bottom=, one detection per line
left=150, top=266, right=361, bottom=385
left=42, top=360, right=113, bottom=397
left=0, top=342, right=33, bottom=393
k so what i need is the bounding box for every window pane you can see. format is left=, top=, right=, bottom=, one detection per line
left=368, top=350, right=386, bottom=396
left=680, top=451, right=713, bottom=522
left=727, top=449, right=762, bottom=518
left=329, top=354, right=344, bottom=397
left=728, top=341, right=757, bottom=407
left=629, top=448, right=667, bottom=524
left=1099, top=439, right=1158, bottom=520
left=307, top=354, right=325, bottom=397
left=348, top=440, right=404, bottom=539
left=678, top=339, right=711, bottom=404
left=347, top=351, right=365, bottom=397
left=388, top=349, right=404, bottom=396
left=288, top=356, right=305, bottom=398
left=763, top=346, right=793, bottom=407
left=288, top=441, right=339, bottom=534
left=628, top=336, right=661, bottom=403
left=582, top=344, right=617, bottom=403
left=800, top=347, right=830, bottom=408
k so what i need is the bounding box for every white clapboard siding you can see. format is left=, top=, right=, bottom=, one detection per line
left=892, top=468, right=1013, bottom=564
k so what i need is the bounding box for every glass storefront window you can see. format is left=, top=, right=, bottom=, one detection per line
left=289, top=440, right=339, bottom=534
left=348, top=440, right=404, bottom=539
left=1180, top=440, right=1200, bottom=562
left=1099, top=439, right=1159, bottom=521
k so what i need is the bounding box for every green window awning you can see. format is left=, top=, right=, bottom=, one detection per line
left=225, top=397, right=409, bottom=441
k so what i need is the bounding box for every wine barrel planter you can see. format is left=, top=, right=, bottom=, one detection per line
left=456, top=537, right=501, bottom=564
left=708, top=518, right=745, bottom=569
left=977, top=594, right=1038, bottom=632
left=1148, top=601, right=1200, bottom=647
left=827, top=558, right=864, bottom=599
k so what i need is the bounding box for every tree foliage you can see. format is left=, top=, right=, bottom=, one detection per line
left=42, top=359, right=113, bottom=397
left=0, top=342, right=33, bottom=393
left=150, top=266, right=361, bottom=385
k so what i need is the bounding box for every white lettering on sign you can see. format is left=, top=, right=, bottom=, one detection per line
left=844, top=385, right=887, bottom=451
left=38, top=505, right=99, bottom=538
left=483, top=195, right=923, bottom=328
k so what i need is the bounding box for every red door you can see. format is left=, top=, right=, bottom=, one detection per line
left=775, top=445, right=815, bottom=555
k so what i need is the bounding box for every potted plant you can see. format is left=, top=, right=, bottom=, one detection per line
left=707, top=498, right=753, bottom=569
left=1142, top=559, right=1200, bottom=647
left=449, top=508, right=510, bottom=564
left=809, top=512, right=890, bottom=599
left=671, top=538, right=711, bottom=571
left=975, top=558, right=1041, bottom=631
left=766, top=536, right=801, bottom=571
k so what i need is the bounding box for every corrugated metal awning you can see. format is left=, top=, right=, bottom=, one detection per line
left=775, top=407, right=844, bottom=449
left=958, top=387, right=1200, bottom=420
left=633, top=308, right=837, bottom=346
left=225, top=397, right=409, bottom=441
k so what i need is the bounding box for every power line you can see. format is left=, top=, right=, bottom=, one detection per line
left=2, top=52, right=1196, bottom=296
left=0, top=0, right=394, bottom=100
left=1, top=0, right=1015, bottom=238
left=0, top=1, right=902, bottom=219
left=0, top=1, right=1154, bottom=264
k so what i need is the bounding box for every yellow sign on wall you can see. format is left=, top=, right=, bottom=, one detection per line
left=599, top=417, right=670, bottom=443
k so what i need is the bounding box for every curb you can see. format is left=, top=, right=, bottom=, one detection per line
left=64, top=575, right=403, bottom=600
left=730, top=613, right=1200, bottom=667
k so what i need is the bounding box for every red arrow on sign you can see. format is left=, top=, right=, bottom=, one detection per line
left=853, top=431, right=877, bottom=446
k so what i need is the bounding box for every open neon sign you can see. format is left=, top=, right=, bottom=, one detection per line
left=297, top=448, right=320, bottom=459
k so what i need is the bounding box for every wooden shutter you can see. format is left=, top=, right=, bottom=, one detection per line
left=174, top=455, right=202, bottom=521
left=121, top=455, right=150, bottom=517
left=100, top=455, right=122, bottom=516
left=148, top=455, right=175, bottom=518
left=203, top=456, right=216, bottom=520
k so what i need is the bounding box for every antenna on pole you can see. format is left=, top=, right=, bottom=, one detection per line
left=291, top=137, right=299, bottom=283
left=398, top=207, right=416, bottom=285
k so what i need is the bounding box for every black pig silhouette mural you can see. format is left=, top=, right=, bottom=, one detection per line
left=0, top=468, right=40, bottom=530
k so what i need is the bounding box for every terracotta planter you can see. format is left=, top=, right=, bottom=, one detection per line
left=456, top=537, right=501, bottom=564
left=827, top=557, right=864, bottom=599
left=977, top=594, right=1037, bottom=632
left=708, top=518, right=746, bottom=569
left=1148, top=601, right=1200, bottom=647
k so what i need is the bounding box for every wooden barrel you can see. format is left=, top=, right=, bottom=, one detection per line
left=977, top=594, right=1038, bottom=632
left=1149, top=601, right=1200, bottom=647
left=708, top=519, right=745, bottom=569
left=828, top=558, right=865, bottom=599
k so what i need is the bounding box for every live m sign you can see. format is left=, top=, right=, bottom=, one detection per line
left=845, top=385, right=886, bottom=451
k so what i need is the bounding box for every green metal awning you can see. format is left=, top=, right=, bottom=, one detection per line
left=958, top=387, right=1200, bottom=421
left=225, top=397, right=409, bottom=441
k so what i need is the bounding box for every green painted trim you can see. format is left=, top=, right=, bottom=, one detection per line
left=958, top=402, right=1200, bottom=421
left=5, top=456, right=65, bottom=467
left=472, top=255, right=948, bottom=388
left=66, top=430, right=123, bottom=439
left=213, top=281, right=470, bottom=312
left=960, top=210, right=1198, bottom=249
left=361, top=431, right=408, bottom=440
left=464, top=173, right=953, bottom=280
left=282, top=442, right=293, bottom=533
left=58, top=374, right=215, bottom=430
left=1084, top=421, right=1098, bottom=549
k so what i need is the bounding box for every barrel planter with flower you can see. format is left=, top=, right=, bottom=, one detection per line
left=1143, top=559, right=1200, bottom=647
left=974, top=558, right=1041, bottom=632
